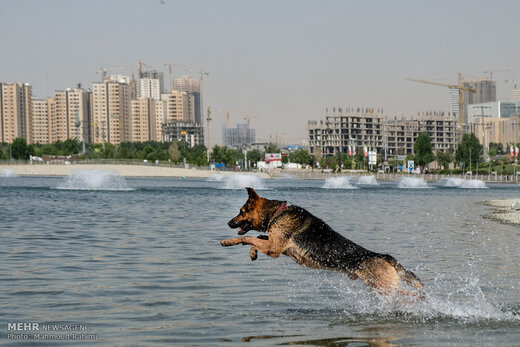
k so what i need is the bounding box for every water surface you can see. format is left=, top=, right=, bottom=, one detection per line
left=1, top=173, right=519, bottom=346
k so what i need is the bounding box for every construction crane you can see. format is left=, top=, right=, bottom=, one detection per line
left=406, top=73, right=476, bottom=139
left=96, top=68, right=109, bottom=82
left=164, top=62, right=187, bottom=91
left=505, top=78, right=518, bottom=90
left=243, top=115, right=257, bottom=129
left=138, top=60, right=152, bottom=78
left=483, top=68, right=509, bottom=80
left=206, top=107, right=212, bottom=161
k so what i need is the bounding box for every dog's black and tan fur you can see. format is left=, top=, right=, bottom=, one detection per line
left=221, top=188, right=424, bottom=295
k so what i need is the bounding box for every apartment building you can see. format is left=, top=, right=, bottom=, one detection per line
left=0, top=82, right=32, bottom=143
left=31, top=98, right=51, bottom=144
left=173, top=76, right=201, bottom=124
left=308, top=108, right=457, bottom=158
left=308, top=108, right=384, bottom=157
left=469, top=115, right=520, bottom=148
left=49, top=88, right=91, bottom=143
left=129, top=98, right=166, bottom=142
left=161, top=90, right=194, bottom=123
left=92, top=79, right=131, bottom=145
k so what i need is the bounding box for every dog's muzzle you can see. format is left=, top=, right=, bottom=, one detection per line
left=228, top=219, right=252, bottom=235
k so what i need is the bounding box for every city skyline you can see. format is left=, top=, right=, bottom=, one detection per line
left=1, top=0, right=519, bottom=146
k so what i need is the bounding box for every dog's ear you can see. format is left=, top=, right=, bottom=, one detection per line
left=246, top=187, right=259, bottom=200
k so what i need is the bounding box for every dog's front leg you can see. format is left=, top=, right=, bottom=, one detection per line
left=249, top=235, right=269, bottom=261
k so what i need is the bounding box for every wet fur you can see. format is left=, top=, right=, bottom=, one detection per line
left=221, top=188, right=424, bottom=295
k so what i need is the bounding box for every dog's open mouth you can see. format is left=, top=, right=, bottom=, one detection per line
left=237, top=222, right=252, bottom=235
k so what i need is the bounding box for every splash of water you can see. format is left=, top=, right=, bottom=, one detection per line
left=0, top=169, right=17, bottom=177
left=357, top=175, right=379, bottom=185
left=56, top=170, right=132, bottom=191
left=288, top=270, right=519, bottom=325
left=223, top=173, right=265, bottom=189
left=444, top=178, right=487, bottom=189
left=207, top=173, right=226, bottom=182
left=397, top=177, right=429, bottom=189
left=323, top=176, right=356, bottom=189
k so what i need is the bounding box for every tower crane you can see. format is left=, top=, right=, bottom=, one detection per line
left=505, top=78, right=518, bottom=90
left=406, top=73, right=476, bottom=139
left=164, top=62, right=187, bottom=91
left=138, top=60, right=152, bottom=78
left=243, top=115, right=257, bottom=129
left=483, top=68, right=509, bottom=80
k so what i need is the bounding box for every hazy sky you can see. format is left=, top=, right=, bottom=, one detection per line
left=1, top=0, right=519, bottom=146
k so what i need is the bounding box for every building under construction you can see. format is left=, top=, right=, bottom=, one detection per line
left=222, top=123, right=256, bottom=148
left=308, top=108, right=457, bottom=158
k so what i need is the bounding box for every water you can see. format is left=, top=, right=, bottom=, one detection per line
left=397, top=176, right=429, bottom=189
left=0, top=169, right=17, bottom=177
left=1, top=172, right=520, bottom=346
left=357, top=175, right=379, bottom=186
left=323, top=176, right=355, bottom=189
left=57, top=170, right=132, bottom=191
left=443, top=177, right=488, bottom=189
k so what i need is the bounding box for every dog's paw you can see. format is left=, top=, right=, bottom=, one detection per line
left=220, top=238, right=237, bottom=247
left=250, top=247, right=258, bottom=261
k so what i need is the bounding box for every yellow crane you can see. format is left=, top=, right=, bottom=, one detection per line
left=406, top=73, right=476, bottom=138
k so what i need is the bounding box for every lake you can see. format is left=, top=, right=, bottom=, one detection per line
left=1, top=171, right=519, bottom=346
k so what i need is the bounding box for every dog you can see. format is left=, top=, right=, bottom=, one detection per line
left=220, top=187, right=424, bottom=295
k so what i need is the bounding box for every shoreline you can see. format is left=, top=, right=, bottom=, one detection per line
left=0, top=164, right=271, bottom=179
left=482, top=199, right=520, bottom=227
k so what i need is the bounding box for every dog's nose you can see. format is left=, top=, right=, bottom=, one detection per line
left=228, top=219, right=237, bottom=228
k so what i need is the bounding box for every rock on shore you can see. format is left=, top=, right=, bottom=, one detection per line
left=483, top=199, right=520, bottom=227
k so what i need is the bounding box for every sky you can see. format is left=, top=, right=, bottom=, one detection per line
left=1, top=0, right=519, bottom=146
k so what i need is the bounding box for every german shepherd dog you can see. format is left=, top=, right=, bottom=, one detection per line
left=220, top=188, right=424, bottom=295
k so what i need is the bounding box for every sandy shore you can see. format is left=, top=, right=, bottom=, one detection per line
left=483, top=199, right=520, bottom=227
left=0, top=164, right=271, bottom=179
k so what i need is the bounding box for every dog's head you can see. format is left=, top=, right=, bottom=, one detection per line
left=228, top=187, right=287, bottom=235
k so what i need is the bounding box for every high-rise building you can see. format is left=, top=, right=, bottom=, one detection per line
left=138, top=78, right=161, bottom=100
left=173, top=76, right=201, bottom=123
left=513, top=89, right=520, bottom=102
left=49, top=88, right=91, bottom=143
left=92, top=78, right=131, bottom=145
left=460, top=79, right=496, bottom=125
left=31, top=98, right=51, bottom=144
left=161, top=90, right=194, bottom=123
left=154, top=99, right=166, bottom=142
left=0, top=82, right=33, bottom=143
left=222, top=123, right=256, bottom=148
left=140, top=70, right=164, bottom=94
left=129, top=98, right=165, bottom=142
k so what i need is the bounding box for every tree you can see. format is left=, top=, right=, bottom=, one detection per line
left=247, top=149, right=262, bottom=165
left=436, top=151, right=453, bottom=171
left=413, top=132, right=434, bottom=172
left=288, top=149, right=311, bottom=165
left=455, top=133, right=483, bottom=171
left=169, top=142, right=182, bottom=163
left=264, top=143, right=280, bottom=154
left=11, top=138, right=30, bottom=159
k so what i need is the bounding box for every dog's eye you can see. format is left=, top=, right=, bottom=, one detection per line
left=239, top=210, right=245, bottom=215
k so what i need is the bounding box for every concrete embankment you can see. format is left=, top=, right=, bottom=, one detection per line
left=483, top=199, right=520, bottom=227
left=0, top=164, right=271, bottom=179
